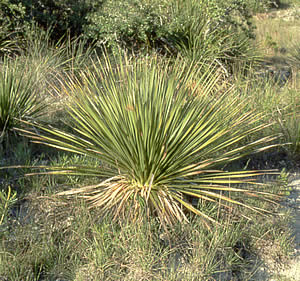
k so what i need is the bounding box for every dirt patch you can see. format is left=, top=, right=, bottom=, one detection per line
left=255, top=174, right=300, bottom=281
left=277, top=176, right=300, bottom=281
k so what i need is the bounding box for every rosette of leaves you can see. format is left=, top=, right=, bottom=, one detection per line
left=21, top=54, right=278, bottom=227
left=167, top=0, right=258, bottom=72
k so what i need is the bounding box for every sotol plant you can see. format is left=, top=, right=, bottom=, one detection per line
left=21, top=54, right=278, bottom=226
left=0, top=57, right=44, bottom=146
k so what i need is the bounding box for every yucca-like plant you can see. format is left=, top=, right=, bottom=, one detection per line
left=0, top=57, right=44, bottom=145
left=170, top=0, right=259, bottom=75
left=22, top=54, right=278, bottom=226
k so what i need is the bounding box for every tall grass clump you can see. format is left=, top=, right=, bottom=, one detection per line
left=289, top=43, right=300, bottom=69
left=277, top=91, right=300, bottom=158
left=20, top=53, right=278, bottom=227
left=20, top=25, right=95, bottom=84
left=0, top=57, right=45, bottom=148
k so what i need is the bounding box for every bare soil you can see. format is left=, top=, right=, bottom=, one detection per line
left=256, top=174, right=300, bottom=281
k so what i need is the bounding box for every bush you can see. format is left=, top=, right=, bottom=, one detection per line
left=85, top=0, right=168, bottom=52
left=0, top=0, right=99, bottom=45
left=85, top=0, right=258, bottom=70
left=0, top=0, right=259, bottom=69
left=0, top=0, right=25, bottom=24
left=20, top=0, right=99, bottom=39
left=245, top=0, right=281, bottom=12
left=0, top=0, right=26, bottom=56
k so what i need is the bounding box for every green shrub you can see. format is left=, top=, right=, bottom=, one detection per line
left=85, top=0, right=168, bottom=52
left=1, top=0, right=99, bottom=45
left=85, top=0, right=258, bottom=70
left=0, top=0, right=26, bottom=56
left=0, top=0, right=26, bottom=24
left=20, top=0, right=99, bottom=39
left=245, top=0, right=281, bottom=12
left=0, top=0, right=260, bottom=67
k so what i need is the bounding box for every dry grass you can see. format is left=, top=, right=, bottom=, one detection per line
left=254, top=7, right=300, bottom=60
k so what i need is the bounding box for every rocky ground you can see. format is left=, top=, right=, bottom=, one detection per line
left=255, top=173, right=300, bottom=281
left=276, top=174, right=300, bottom=281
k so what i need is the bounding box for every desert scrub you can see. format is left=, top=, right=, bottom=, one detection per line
left=85, top=0, right=257, bottom=65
